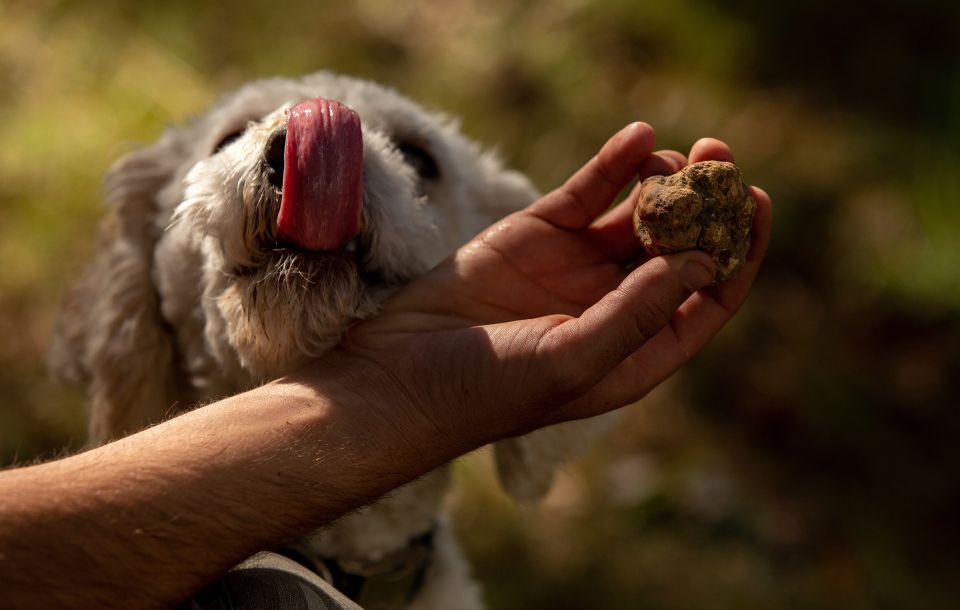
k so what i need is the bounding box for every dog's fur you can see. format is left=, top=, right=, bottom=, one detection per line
left=49, top=71, right=608, bottom=608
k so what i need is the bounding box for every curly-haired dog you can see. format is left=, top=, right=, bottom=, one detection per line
left=49, top=71, right=609, bottom=609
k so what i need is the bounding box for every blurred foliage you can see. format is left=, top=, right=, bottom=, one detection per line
left=2, top=0, right=959, bottom=608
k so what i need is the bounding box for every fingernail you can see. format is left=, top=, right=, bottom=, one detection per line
left=680, top=254, right=715, bottom=290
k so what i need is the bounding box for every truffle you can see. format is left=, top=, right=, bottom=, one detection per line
left=633, top=160, right=756, bottom=282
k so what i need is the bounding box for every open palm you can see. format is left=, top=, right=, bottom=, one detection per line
left=347, top=123, right=772, bottom=440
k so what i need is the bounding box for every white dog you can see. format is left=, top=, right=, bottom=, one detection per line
left=49, top=71, right=607, bottom=609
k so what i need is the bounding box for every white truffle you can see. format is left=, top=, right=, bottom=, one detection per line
left=633, top=161, right=757, bottom=282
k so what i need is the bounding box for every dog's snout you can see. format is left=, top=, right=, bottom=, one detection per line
left=265, top=129, right=286, bottom=190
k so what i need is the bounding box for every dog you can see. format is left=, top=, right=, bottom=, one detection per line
left=49, top=71, right=610, bottom=609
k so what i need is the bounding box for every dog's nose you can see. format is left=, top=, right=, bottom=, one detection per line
left=265, top=129, right=286, bottom=190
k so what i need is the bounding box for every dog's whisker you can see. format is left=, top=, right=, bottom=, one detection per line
left=163, top=216, right=182, bottom=232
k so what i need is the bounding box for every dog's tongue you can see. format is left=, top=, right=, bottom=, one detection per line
left=276, top=98, right=363, bottom=251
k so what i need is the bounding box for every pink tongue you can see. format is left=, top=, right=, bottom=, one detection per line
left=276, top=98, right=363, bottom=251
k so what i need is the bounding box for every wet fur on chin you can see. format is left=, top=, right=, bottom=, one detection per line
left=210, top=252, right=374, bottom=380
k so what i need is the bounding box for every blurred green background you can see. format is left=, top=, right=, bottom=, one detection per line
left=2, top=0, right=959, bottom=608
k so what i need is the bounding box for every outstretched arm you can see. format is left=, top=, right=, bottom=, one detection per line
left=0, top=124, right=771, bottom=609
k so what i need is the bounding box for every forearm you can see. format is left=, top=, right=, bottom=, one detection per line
left=0, top=359, right=467, bottom=609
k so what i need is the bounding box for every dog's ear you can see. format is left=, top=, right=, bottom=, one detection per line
left=493, top=413, right=618, bottom=502
left=49, top=136, right=183, bottom=444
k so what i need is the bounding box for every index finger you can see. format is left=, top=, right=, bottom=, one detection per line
left=527, top=122, right=656, bottom=230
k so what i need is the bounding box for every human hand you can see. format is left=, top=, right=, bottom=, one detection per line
left=327, top=123, right=771, bottom=450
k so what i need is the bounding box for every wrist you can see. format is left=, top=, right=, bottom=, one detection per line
left=281, top=350, right=478, bottom=490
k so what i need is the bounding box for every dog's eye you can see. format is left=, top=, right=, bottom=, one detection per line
left=397, top=143, right=440, bottom=180
left=212, top=129, right=245, bottom=154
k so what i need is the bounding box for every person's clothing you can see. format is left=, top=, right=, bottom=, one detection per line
left=180, top=552, right=365, bottom=610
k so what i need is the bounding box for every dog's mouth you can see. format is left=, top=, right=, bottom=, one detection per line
left=273, top=97, right=364, bottom=254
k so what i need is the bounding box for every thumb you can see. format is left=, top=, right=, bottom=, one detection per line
left=540, top=250, right=715, bottom=389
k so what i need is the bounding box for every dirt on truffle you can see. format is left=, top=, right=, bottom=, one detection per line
left=633, top=160, right=756, bottom=282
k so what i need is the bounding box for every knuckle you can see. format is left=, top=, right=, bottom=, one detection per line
left=537, top=333, right=594, bottom=398
left=632, top=297, right=673, bottom=340
left=592, top=154, right=620, bottom=191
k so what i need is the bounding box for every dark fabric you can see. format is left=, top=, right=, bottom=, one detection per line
left=278, top=526, right=435, bottom=608
left=278, top=547, right=366, bottom=601
left=179, top=567, right=357, bottom=610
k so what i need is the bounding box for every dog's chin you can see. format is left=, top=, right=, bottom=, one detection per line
left=215, top=244, right=379, bottom=381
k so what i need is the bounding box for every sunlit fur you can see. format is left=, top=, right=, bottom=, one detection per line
left=49, top=71, right=605, bottom=609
